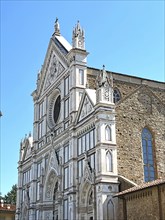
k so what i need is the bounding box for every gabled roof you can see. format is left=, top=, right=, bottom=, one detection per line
left=54, top=35, right=72, bottom=53
left=20, top=135, right=33, bottom=162
left=114, top=178, right=165, bottom=197
left=32, top=35, right=71, bottom=99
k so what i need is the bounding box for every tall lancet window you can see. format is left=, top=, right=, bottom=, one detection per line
left=79, top=69, right=84, bottom=85
left=106, top=151, right=113, bottom=172
left=105, top=125, right=112, bottom=141
left=113, top=88, right=121, bottom=103
left=142, top=128, right=155, bottom=182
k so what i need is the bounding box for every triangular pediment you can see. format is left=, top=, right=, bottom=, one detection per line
left=79, top=156, right=94, bottom=192
left=45, top=148, right=60, bottom=177
left=21, top=135, right=33, bottom=162
left=43, top=51, right=65, bottom=90
left=36, top=36, right=71, bottom=98
left=76, top=89, right=96, bottom=123
left=83, top=163, right=93, bottom=184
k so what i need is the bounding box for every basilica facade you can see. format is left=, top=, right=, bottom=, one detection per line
left=16, top=19, right=165, bottom=220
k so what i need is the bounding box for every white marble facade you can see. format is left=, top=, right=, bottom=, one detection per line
left=16, top=19, right=119, bottom=220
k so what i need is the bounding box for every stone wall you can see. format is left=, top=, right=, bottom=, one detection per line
left=87, top=68, right=165, bottom=183
left=115, top=82, right=165, bottom=184
left=160, top=184, right=165, bottom=220
left=117, top=182, right=165, bottom=220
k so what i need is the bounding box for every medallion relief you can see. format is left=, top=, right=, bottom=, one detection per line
left=45, top=53, right=65, bottom=89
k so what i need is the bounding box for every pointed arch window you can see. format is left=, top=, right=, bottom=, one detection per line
left=105, top=125, right=112, bottom=141
left=142, top=128, right=155, bottom=182
left=107, top=200, right=114, bottom=220
left=106, top=151, right=113, bottom=172
left=113, top=88, right=121, bottom=103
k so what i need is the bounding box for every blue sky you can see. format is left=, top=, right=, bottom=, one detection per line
left=0, top=1, right=164, bottom=196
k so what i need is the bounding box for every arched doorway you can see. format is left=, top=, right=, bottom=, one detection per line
left=53, top=181, right=58, bottom=220
left=79, top=181, right=94, bottom=220
left=44, top=170, right=59, bottom=219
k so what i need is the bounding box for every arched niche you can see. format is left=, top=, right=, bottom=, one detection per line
left=44, top=170, right=58, bottom=201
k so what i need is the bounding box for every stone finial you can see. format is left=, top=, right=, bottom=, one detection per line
left=54, top=17, right=60, bottom=36
left=102, top=65, right=107, bottom=84
left=72, top=20, right=85, bottom=49
left=96, top=65, right=113, bottom=88
left=73, top=21, right=82, bottom=37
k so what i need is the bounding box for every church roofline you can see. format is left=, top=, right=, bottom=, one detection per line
left=54, top=35, right=72, bottom=52
left=114, top=178, right=165, bottom=197
left=87, top=66, right=165, bottom=89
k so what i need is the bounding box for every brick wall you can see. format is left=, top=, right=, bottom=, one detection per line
left=115, top=82, right=165, bottom=184
left=117, top=183, right=165, bottom=220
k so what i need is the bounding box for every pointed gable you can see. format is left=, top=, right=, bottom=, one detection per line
left=43, top=51, right=65, bottom=90
left=83, top=162, right=93, bottom=184
left=77, top=89, right=96, bottom=123
left=33, top=32, right=72, bottom=98
left=45, top=147, right=60, bottom=177
left=20, top=135, right=33, bottom=162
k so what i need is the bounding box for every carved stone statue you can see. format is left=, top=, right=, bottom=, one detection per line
left=54, top=18, right=60, bottom=35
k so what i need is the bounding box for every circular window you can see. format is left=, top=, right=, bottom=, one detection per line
left=53, top=95, right=61, bottom=123
left=47, top=90, right=61, bottom=130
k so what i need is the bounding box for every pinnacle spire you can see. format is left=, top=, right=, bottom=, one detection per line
left=54, top=17, right=60, bottom=36
left=72, top=20, right=85, bottom=49
left=96, top=65, right=114, bottom=103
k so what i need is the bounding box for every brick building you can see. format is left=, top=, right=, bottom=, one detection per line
left=115, top=178, right=165, bottom=220
left=0, top=202, right=16, bottom=220
left=16, top=19, right=165, bottom=220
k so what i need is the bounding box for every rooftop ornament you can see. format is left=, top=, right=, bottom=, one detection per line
left=54, top=17, right=60, bottom=36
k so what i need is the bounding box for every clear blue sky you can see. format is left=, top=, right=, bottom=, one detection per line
left=0, top=1, right=164, bottom=196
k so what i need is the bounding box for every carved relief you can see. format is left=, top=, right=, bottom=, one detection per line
left=45, top=53, right=65, bottom=89
left=44, top=211, right=52, bottom=220
left=46, top=172, right=56, bottom=199
left=104, top=86, right=110, bottom=101
left=84, top=167, right=90, bottom=182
